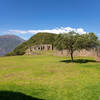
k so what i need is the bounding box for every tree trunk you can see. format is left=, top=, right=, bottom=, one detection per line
left=61, top=50, right=63, bottom=55
left=70, top=52, right=74, bottom=62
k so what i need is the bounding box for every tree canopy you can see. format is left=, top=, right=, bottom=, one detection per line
left=54, top=31, right=99, bottom=61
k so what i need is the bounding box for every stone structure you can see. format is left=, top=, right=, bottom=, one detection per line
left=26, top=44, right=100, bottom=58
left=53, top=49, right=97, bottom=57
left=31, top=44, right=53, bottom=51
left=26, top=44, right=53, bottom=55
left=96, top=47, right=100, bottom=57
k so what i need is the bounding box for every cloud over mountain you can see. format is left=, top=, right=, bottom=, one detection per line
left=7, top=27, right=87, bottom=35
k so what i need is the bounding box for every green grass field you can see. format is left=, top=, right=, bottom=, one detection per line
left=0, top=55, right=100, bottom=100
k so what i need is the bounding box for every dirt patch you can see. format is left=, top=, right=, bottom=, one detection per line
left=4, top=73, right=16, bottom=79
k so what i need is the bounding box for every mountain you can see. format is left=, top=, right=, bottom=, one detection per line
left=6, top=32, right=57, bottom=56
left=0, top=35, right=25, bottom=56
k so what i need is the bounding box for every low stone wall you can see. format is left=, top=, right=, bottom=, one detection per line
left=26, top=46, right=100, bottom=58
left=97, top=47, right=100, bottom=57
left=53, top=49, right=97, bottom=57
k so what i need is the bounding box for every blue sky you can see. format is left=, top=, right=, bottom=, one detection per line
left=0, top=0, right=100, bottom=40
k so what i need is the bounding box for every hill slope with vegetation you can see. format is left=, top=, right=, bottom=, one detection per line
left=6, top=32, right=57, bottom=56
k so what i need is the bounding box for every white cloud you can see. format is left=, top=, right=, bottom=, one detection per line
left=7, top=27, right=87, bottom=35
left=76, top=28, right=86, bottom=34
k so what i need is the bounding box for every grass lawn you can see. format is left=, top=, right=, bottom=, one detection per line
left=0, top=55, right=100, bottom=100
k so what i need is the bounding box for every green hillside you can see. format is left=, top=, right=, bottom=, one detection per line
left=6, top=33, right=57, bottom=56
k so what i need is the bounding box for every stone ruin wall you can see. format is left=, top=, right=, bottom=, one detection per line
left=53, top=49, right=97, bottom=57
left=26, top=44, right=53, bottom=55
left=96, top=47, right=100, bottom=57
left=26, top=44, right=100, bottom=57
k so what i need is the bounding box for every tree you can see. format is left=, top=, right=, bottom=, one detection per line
left=55, top=31, right=99, bottom=62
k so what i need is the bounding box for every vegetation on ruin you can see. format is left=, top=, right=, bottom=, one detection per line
left=6, top=32, right=57, bottom=56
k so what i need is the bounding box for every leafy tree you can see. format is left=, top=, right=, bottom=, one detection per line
left=55, top=31, right=99, bottom=62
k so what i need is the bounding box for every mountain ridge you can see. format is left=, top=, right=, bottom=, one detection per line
left=0, top=35, right=25, bottom=56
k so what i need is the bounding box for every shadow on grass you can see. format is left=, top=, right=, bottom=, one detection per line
left=0, top=91, right=44, bottom=100
left=60, top=59, right=96, bottom=63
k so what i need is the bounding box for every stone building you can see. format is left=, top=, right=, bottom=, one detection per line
left=31, top=44, right=53, bottom=51
left=26, top=44, right=53, bottom=55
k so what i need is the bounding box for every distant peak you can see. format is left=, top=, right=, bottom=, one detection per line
left=0, top=35, right=25, bottom=41
left=0, top=35, right=19, bottom=38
